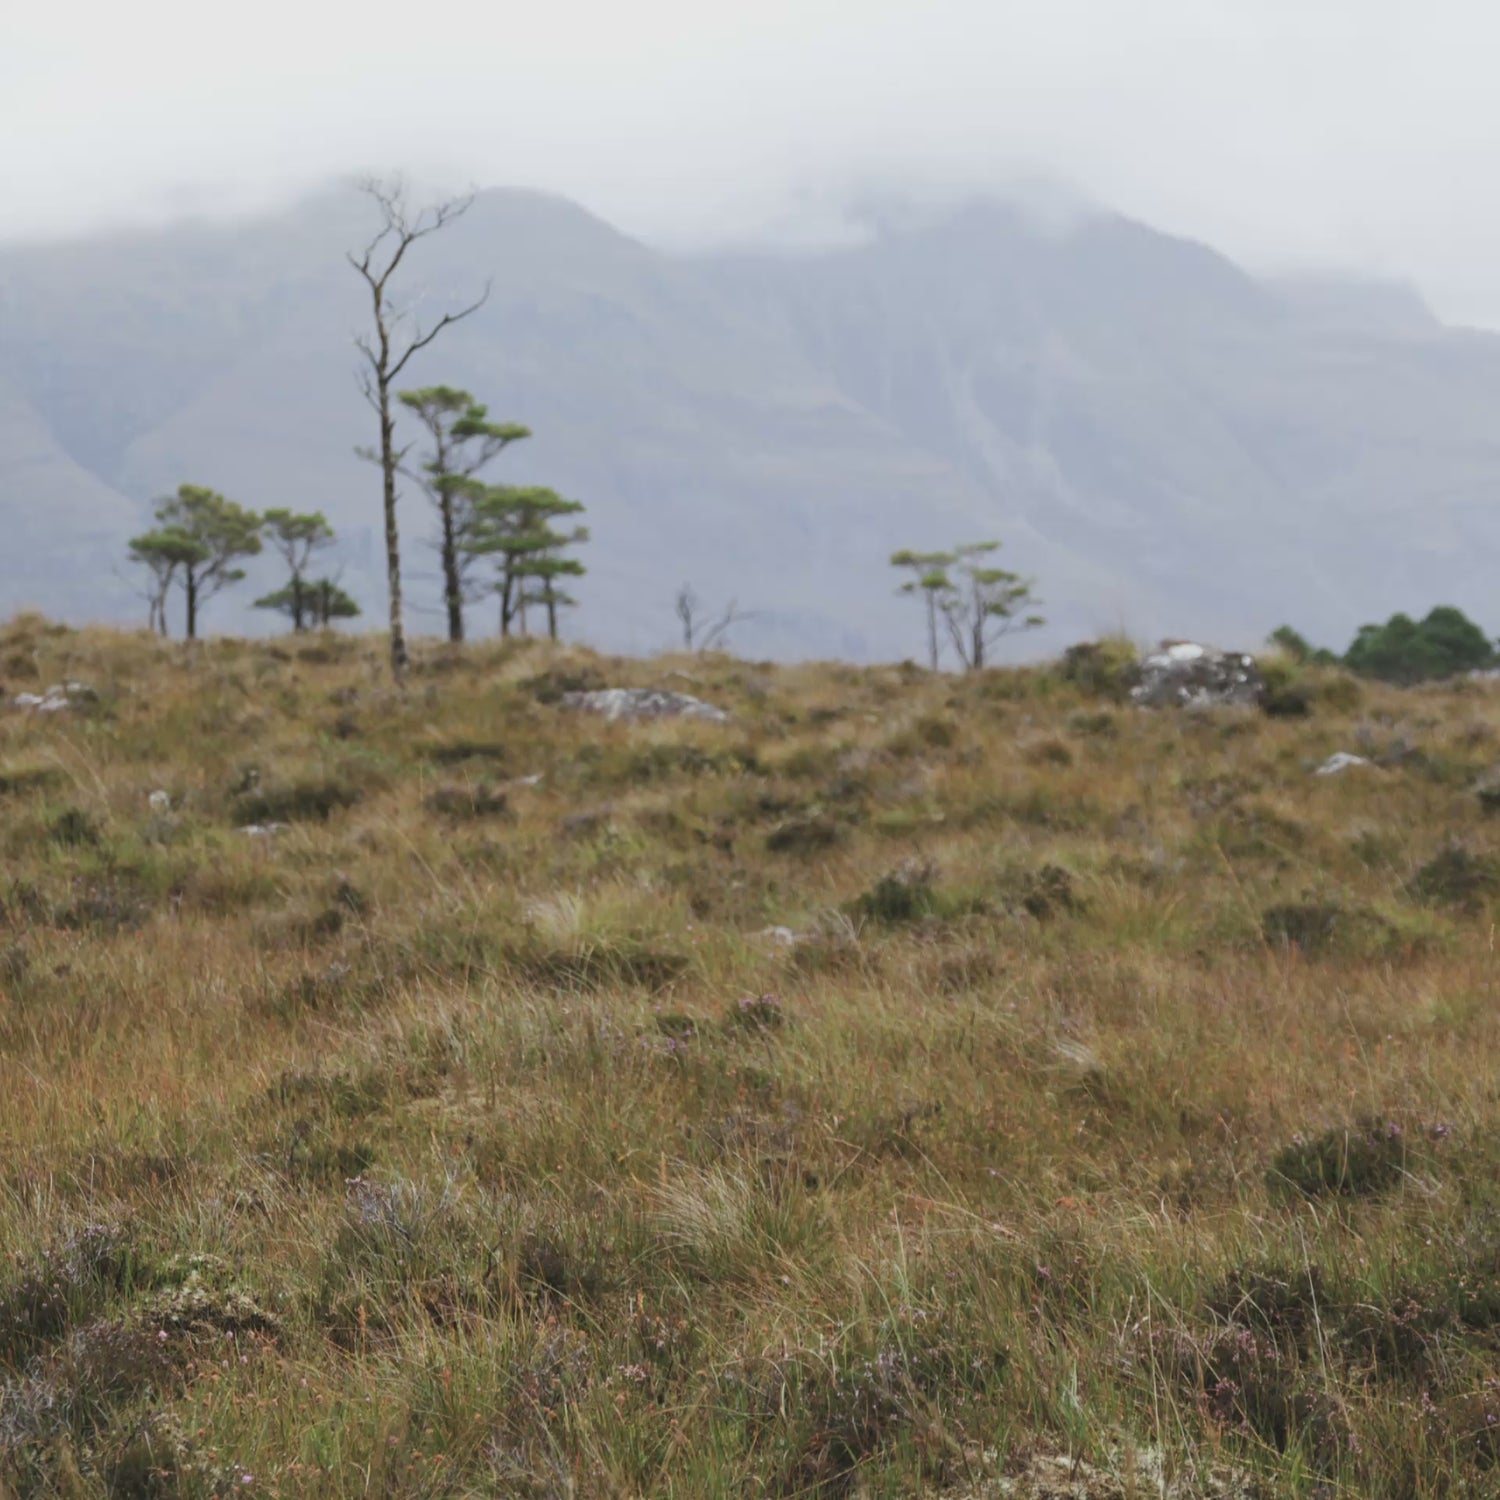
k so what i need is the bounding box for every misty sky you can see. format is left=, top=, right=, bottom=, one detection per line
left=6, top=0, right=1500, bottom=322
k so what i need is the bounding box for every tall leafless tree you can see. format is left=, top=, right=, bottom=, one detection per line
left=349, top=177, right=489, bottom=677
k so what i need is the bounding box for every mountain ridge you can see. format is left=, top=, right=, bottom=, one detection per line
left=3, top=184, right=1497, bottom=658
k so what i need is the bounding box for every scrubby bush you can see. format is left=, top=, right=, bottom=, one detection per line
left=1057, top=636, right=1140, bottom=700
left=1345, top=606, right=1496, bottom=685
left=1269, top=1117, right=1410, bottom=1198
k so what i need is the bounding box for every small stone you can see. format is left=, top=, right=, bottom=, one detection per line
left=148, top=790, right=172, bottom=813
left=758, top=925, right=803, bottom=947
left=1316, top=752, right=1372, bottom=776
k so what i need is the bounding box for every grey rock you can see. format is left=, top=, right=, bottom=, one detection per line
left=11, top=681, right=98, bottom=714
left=560, top=688, right=729, bottom=723
left=1130, top=643, right=1263, bottom=709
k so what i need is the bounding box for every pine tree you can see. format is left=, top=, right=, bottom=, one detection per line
left=397, top=386, right=529, bottom=643
left=892, top=541, right=1043, bottom=671
left=461, top=486, right=587, bottom=638
left=891, top=549, right=956, bottom=670
left=128, top=531, right=196, bottom=636
left=130, top=486, right=262, bottom=639
left=257, top=579, right=361, bottom=629
left=258, top=510, right=335, bottom=632
left=936, top=542, right=1044, bottom=671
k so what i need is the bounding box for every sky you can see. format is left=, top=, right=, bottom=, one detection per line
left=6, top=0, right=1500, bottom=322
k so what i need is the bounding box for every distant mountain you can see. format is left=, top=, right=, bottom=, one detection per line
left=2, top=185, right=1498, bottom=659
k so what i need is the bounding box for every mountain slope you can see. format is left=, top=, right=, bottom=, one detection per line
left=2, top=187, right=1498, bottom=657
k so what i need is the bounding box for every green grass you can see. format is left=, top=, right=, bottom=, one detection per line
left=0, top=615, right=1498, bottom=1496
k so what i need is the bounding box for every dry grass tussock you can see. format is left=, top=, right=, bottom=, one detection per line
left=0, top=615, right=1499, bottom=1495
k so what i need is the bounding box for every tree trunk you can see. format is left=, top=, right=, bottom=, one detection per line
left=440, top=495, right=464, bottom=643
left=379, top=382, right=408, bottom=676
left=547, top=592, right=558, bottom=641
left=499, top=570, right=515, bottom=638
left=292, top=576, right=305, bottom=633
left=925, top=595, right=938, bottom=671
left=185, top=572, right=198, bottom=641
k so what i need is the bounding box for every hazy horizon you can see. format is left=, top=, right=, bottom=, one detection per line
left=8, top=1, right=1500, bottom=325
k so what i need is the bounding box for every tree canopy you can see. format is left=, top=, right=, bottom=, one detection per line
left=260, top=509, right=336, bottom=632
left=892, top=541, right=1043, bottom=671
left=1344, top=606, right=1497, bottom=684
left=398, top=386, right=530, bottom=642
left=129, top=485, right=262, bottom=639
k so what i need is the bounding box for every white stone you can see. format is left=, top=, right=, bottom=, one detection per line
left=148, top=790, right=172, bottom=813
left=1316, top=752, right=1372, bottom=776
left=759, top=925, right=802, bottom=947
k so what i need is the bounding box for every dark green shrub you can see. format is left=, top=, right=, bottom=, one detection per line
left=527, top=665, right=606, bottom=704
left=0, top=765, right=63, bottom=797
left=1410, top=845, right=1500, bottom=911
left=1269, top=1117, right=1408, bottom=1198
left=853, top=858, right=940, bottom=924
left=426, top=740, right=509, bottom=768
left=1261, top=900, right=1345, bottom=953
left=425, top=783, right=510, bottom=819
left=765, top=814, right=842, bottom=856
left=48, top=807, right=102, bottom=848
left=231, top=776, right=363, bottom=825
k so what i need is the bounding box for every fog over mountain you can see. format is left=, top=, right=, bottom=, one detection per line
left=3, top=183, right=1499, bottom=660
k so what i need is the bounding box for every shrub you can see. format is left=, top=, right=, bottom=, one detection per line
left=1411, top=845, right=1500, bottom=911
left=1258, top=657, right=1312, bottom=718
left=1269, top=1117, right=1409, bottom=1198
left=853, top=858, right=940, bottom=924
left=1261, top=900, right=1346, bottom=954
left=1005, top=862, right=1080, bottom=920
left=425, top=783, right=510, bottom=819
left=765, top=814, right=842, bottom=856
left=231, top=775, right=364, bottom=825
left=1058, top=637, right=1141, bottom=700
left=48, top=807, right=103, bottom=848
left=0, top=765, right=63, bottom=797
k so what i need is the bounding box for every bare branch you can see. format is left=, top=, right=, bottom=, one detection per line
left=386, top=282, right=492, bottom=382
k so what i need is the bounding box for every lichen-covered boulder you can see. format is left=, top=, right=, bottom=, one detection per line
left=559, top=688, right=729, bottom=723
left=1131, top=643, right=1263, bottom=709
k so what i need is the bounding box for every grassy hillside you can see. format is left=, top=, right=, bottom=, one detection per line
left=0, top=618, right=1498, bottom=1496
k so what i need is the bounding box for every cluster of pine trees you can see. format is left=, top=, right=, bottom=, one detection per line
left=129, top=492, right=357, bottom=640
left=129, top=180, right=589, bottom=651
left=397, top=387, right=587, bottom=646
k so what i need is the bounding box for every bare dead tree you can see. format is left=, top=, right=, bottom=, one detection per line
left=675, top=584, right=755, bottom=654
left=348, top=176, right=490, bottom=678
